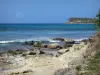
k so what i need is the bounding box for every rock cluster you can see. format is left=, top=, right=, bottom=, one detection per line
left=70, top=42, right=86, bottom=52
left=1, top=40, right=90, bottom=75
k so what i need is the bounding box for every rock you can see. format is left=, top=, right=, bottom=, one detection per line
left=29, top=52, right=36, bottom=55
left=81, top=39, right=88, bottom=44
left=70, top=42, right=85, bottom=52
left=33, top=49, right=40, bottom=55
left=24, top=49, right=44, bottom=56
left=64, top=38, right=75, bottom=44
left=81, top=39, right=88, bottom=42
left=40, top=51, right=45, bottom=54
left=48, top=43, right=60, bottom=49
left=63, top=43, right=73, bottom=48
left=41, top=44, right=48, bottom=48
left=8, top=50, right=22, bottom=55
left=53, top=38, right=65, bottom=41
left=81, top=38, right=95, bottom=44
left=30, top=41, right=35, bottom=45
left=28, top=49, right=40, bottom=55
left=58, top=48, right=69, bottom=54
left=24, top=41, right=35, bottom=45
left=33, top=42, right=42, bottom=47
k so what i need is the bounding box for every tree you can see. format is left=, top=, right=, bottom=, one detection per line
left=94, top=9, right=100, bottom=48
left=94, top=9, right=100, bottom=30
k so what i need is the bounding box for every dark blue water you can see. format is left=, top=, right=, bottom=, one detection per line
left=0, top=24, right=95, bottom=51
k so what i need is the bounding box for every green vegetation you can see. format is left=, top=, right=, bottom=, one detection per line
left=94, top=9, right=100, bottom=30
left=95, top=9, right=100, bottom=50
left=77, top=9, right=100, bottom=75
left=66, top=17, right=94, bottom=24
left=79, top=52, right=100, bottom=75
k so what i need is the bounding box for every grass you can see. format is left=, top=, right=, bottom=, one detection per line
left=78, top=51, right=100, bottom=75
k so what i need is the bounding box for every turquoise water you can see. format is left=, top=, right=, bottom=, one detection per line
left=0, top=24, right=95, bottom=43
left=0, top=23, right=95, bottom=51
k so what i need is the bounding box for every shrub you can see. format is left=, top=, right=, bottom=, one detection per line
left=80, top=52, right=100, bottom=75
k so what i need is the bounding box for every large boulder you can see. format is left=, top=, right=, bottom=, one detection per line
left=48, top=43, right=60, bottom=49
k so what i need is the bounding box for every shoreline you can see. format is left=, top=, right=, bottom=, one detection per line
left=0, top=37, right=86, bottom=44
left=65, top=23, right=95, bottom=24
left=0, top=37, right=84, bottom=52
left=0, top=37, right=92, bottom=75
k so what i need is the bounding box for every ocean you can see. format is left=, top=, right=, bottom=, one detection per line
left=0, top=24, right=95, bottom=51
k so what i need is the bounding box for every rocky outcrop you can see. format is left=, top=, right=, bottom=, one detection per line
left=1, top=41, right=90, bottom=75
left=48, top=43, right=60, bottom=49
left=69, top=42, right=86, bottom=52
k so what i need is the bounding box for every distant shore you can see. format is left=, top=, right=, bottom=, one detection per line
left=65, top=23, right=94, bottom=24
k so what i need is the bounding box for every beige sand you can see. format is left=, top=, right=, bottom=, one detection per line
left=2, top=42, right=88, bottom=75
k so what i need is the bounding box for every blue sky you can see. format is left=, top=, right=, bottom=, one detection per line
left=0, top=0, right=100, bottom=23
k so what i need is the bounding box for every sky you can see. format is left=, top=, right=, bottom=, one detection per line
left=0, top=0, right=100, bottom=23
